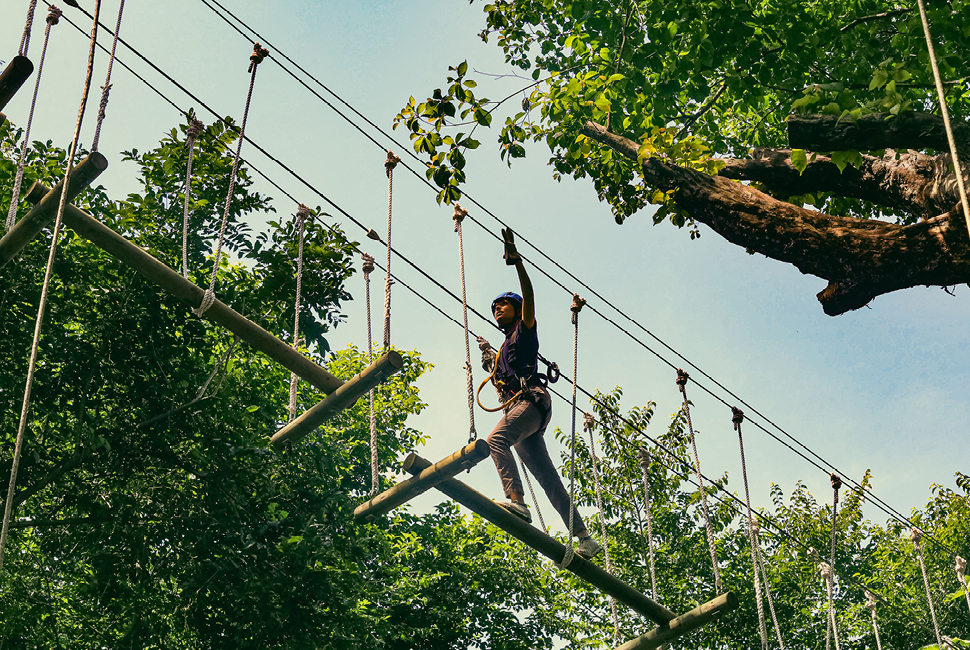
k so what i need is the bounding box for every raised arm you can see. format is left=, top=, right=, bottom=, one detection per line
left=502, top=228, right=535, bottom=329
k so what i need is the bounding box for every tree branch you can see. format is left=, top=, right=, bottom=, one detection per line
left=581, top=120, right=970, bottom=315
left=840, top=9, right=911, bottom=33
left=788, top=112, right=970, bottom=159
left=11, top=446, right=87, bottom=509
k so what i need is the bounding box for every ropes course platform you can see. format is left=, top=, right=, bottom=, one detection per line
left=10, top=181, right=401, bottom=434
left=0, top=55, right=34, bottom=114
left=402, top=452, right=738, bottom=637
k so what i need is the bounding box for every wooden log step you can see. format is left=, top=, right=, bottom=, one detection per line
left=613, top=592, right=739, bottom=649
left=270, top=351, right=405, bottom=449
left=405, top=453, right=679, bottom=625
left=354, top=439, right=491, bottom=522
left=0, top=55, right=34, bottom=111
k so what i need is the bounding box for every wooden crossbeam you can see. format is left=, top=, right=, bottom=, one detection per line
left=0, top=152, right=109, bottom=268
left=406, top=453, right=680, bottom=625
left=0, top=55, right=34, bottom=112
left=354, top=440, right=491, bottom=522
left=613, top=592, right=738, bottom=649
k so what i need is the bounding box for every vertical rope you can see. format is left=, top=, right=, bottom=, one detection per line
left=361, top=253, right=379, bottom=496
left=6, top=6, right=60, bottom=234
left=677, top=369, right=722, bottom=593
left=519, top=456, right=546, bottom=530
left=914, top=0, right=970, bottom=241
left=0, top=0, right=103, bottom=575
left=181, top=117, right=204, bottom=278
left=452, top=204, right=477, bottom=442
left=754, top=527, right=786, bottom=650
left=89, top=0, right=126, bottom=152
left=824, top=474, right=842, bottom=650
left=638, top=447, right=659, bottom=601
left=584, top=412, right=620, bottom=643
left=382, top=151, right=400, bottom=350
left=560, top=294, right=585, bottom=569
left=956, top=556, right=970, bottom=613
left=732, top=408, right=767, bottom=649
left=287, top=204, right=310, bottom=421
left=18, top=0, right=39, bottom=56
left=193, top=43, right=268, bottom=317
left=865, top=591, right=883, bottom=650
left=911, top=528, right=944, bottom=648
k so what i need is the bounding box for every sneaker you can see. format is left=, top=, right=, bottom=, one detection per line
left=576, top=537, right=602, bottom=560
left=498, top=500, right=532, bottom=524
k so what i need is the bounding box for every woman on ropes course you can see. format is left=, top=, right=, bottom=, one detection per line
left=482, top=228, right=601, bottom=560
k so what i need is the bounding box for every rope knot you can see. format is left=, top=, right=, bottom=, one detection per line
left=818, top=561, right=833, bottom=581
left=910, top=527, right=922, bottom=545
left=829, top=473, right=842, bottom=492
left=956, top=555, right=967, bottom=580
left=570, top=293, right=586, bottom=324
left=248, top=43, right=269, bottom=72
left=748, top=515, right=760, bottom=535
left=186, top=117, right=205, bottom=144
left=385, top=150, right=401, bottom=177
left=865, top=590, right=877, bottom=611
left=97, top=83, right=112, bottom=121
left=676, top=368, right=689, bottom=390
left=452, top=203, right=468, bottom=231
left=731, top=406, right=744, bottom=429
left=192, top=288, right=217, bottom=317
left=361, top=252, right=375, bottom=275
left=583, top=412, right=595, bottom=433
left=46, top=6, right=62, bottom=24
left=560, top=544, right=576, bottom=569
left=296, top=203, right=312, bottom=221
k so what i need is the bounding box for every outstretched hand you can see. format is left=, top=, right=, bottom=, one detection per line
left=501, top=228, right=520, bottom=266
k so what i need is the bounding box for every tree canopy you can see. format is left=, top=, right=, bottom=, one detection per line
left=397, top=0, right=970, bottom=315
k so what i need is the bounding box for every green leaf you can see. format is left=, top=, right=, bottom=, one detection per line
left=790, top=149, right=807, bottom=174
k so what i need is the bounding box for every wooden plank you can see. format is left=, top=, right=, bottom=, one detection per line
left=613, top=592, right=739, bottom=650
left=21, top=184, right=346, bottom=395
left=0, top=55, right=34, bottom=111
left=270, top=351, right=405, bottom=448
left=354, top=440, right=491, bottom=522
left=405, top=454, right=679, bottom=625
left=0, top=152, right=109, bottom=267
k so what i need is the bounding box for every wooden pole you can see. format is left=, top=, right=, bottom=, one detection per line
left=406, top=454, right=679, bottom=625
left=0, top=152, right=109, bottom=267
left=20, top=185, right=346, bottom=395
left=613, top=592, right=739, bottom=650
left=0, top=55, right=34, bottom=111
left=271, top=351, right=405, bottom=449
left=354, top=439, right=491, bottom=522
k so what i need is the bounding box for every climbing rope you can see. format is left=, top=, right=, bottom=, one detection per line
left=287, top=203, right=311, bottom=421
left=361, top=252, right=379, bottom=496
left=18, top=0, right=39, bottom=57
left=0, top=0, right=103, bottom=575
left=865, top=591, right=883, bottom=650
left=911, top=528, right=944, bottom=648
left=519, top=456, right=547, bottom=530
left=752, top=517, right=786, bottom=650
left=824, top=473, right=842, bottom=650
left=560, top=293, right=585, bottom=569
left=957, top=556, right=970, bottom=612
left=194, top=43, right=268, bottom=317
left=732, top=407, right=767, bottom=649
left=638, top=446, right=659, bottom=601
left=181, top=117, right=205, bottom=278
left=913, top=0, right=970, bottom=242
left=452, top=204, right=477, bottom=442
left=677, top=369, right=722, bottom=593
left=382, top=150, right=400, bottom=350
left=6, top=5, right=61, bottom=234
left=90, top=0, right=125, bottom=152
left=584, top=411, right=620, bottom=643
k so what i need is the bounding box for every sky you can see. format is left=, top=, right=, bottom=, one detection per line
left=1, top=0, right=967, bottom=551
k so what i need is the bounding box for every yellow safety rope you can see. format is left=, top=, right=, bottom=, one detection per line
left=475, top=341, right=523, bottom=413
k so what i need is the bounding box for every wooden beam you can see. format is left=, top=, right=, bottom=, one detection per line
left=0, top=152, right=109, bottom=267
left=613, top=592, right=739, bottom=650
left=271, top=351, right=405, bottom=449
left=354, top=440, right=491, bottom=522
left=21, top=184, right=346, bottom=394
left=0, top=55, right=34, bottom=111
left=405, top=454, right=679, bottom=625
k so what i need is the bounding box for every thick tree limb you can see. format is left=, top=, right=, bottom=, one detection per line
left=788, top=112, right=970, bottom=159
left=581, top=120, right=970, bottom=315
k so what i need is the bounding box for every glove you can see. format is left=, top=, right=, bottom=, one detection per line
left=501, top=227, right=521, bottom=266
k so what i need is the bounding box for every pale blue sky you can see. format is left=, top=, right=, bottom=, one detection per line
left=2, top=0, right=967, bottom=544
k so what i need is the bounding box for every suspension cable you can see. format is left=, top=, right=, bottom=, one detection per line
left=0, top=0, right=103, bottom=575
left=6, top=5, right=61, bottom=234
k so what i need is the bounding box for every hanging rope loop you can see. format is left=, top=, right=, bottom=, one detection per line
left=731, top=406, right=744, bottom=429
left=361, top=252, right=375, bottom=275
left=46, top=5, right=62, bottom=25
left=382, top=152, right=397, bottom=350
left=248, top=42, right=269, bottom=72
left=676, top=368, right=689, bottom=390
left=570, top=293, right=586, bottom=324
left=90, top=0, right=126, bottom=152
left=186, top=117, right=204, bottom=143
left=287, top=203, right=311, bottom=421
left=453, top=203, right=468, bottom=232
left=385, top=150, right=401, bottom=177
left=180, top=117, right=205, bottom=277
left=451, top=203, right=477, bottom=441
left=19, top=0, right=39, bottom=56
left=911, top=526, right=945, bottom=647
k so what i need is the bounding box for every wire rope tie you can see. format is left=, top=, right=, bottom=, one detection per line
left=911, top=528, right=944, bottom=648
left=193, top=43, right=268, bottom=317
left=361, top=252, right=380, bottom=496
left=181, top=117, right=205, bottom=278
left=452, top=203, right=477, bottom=442
left=677, top=368, right=722, bottom=593
left=382, top=150, right=400, bottom=350
left=287, top=203, right=311, bottom=421
left=560, top=293, right=585, bottom=570
left=6, top=5, right=61, bottom=234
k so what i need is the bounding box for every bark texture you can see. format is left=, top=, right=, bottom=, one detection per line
left=581, top=118, right=970, bottom=315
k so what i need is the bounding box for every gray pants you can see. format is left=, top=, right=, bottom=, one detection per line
left=487, top=389, right=586, bottom=535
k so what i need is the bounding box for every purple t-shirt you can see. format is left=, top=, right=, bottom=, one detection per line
left=496, top=319, right=539, bottom=386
